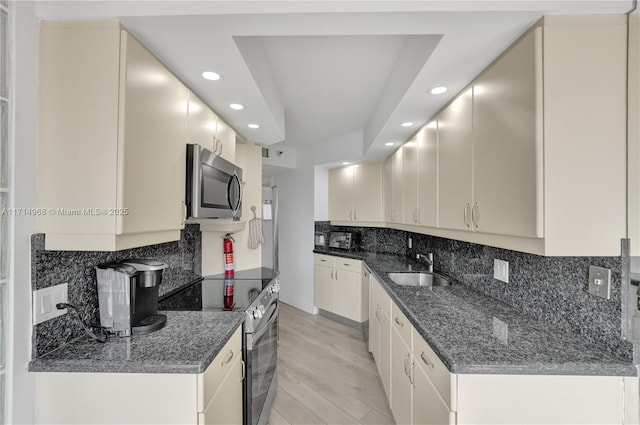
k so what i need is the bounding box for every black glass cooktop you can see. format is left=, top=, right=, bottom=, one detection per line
left=159, top=268, right=277, bottom=312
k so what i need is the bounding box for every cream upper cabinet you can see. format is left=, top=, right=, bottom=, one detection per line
left=328, top=162, right=383, bottom=223
left=38, top=22, right=188, bottom=251
left=383, top=155, right=394, bottom=222
left=392, top=147, right=404, bottom=224
left=417, top=123, right=438, bottom=228
left=187, top=91, right=218, bottom=153
left=187, top=91, right=236, bottom=164
left=437, top=88, right=474, bottom=232
left=402, top=135, right=419, bottom=225
left=472, top=27, right=542, bottom=238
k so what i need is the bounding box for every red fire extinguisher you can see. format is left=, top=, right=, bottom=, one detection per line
left=223, top=234, right=235, bottom=277
left=223, top=234, right=235, bottom=310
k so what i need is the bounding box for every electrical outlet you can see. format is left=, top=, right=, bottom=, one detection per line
left=588, top=265, right=611, bottom=300
left=408, top=237, right=412, bottom=249
left=493, top=259, right=509, bottom=283
left=33, top=283, right=68, bottom=325
left=492, top=317, right=509, bottom=345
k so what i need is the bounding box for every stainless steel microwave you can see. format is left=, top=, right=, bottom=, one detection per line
left=186, top=144, right=242, bottom=220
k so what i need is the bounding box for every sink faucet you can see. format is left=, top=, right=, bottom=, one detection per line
left=416, top=252, right=434, bottom=273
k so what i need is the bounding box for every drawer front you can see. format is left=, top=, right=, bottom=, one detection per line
left=334, top=257, right=361, bottom=272
left=412, top=327, right=455, bottom=410
left=314, top=253, right=335, bottom=267
left=197, top=327, right=242, bottom=412
left=391, top=302, right=412, bottom=348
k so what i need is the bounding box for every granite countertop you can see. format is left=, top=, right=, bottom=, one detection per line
left=29, top=311, right=245, bottom=374
left=314, top=248, right=637, bottom=376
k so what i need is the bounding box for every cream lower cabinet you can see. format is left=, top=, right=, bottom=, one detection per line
left=34, top=328, right=243, bottom=425
left=38, top=21, right=187, bottom=251
left=313, top=254, right=367, bottom=322
left=369, top=275, right=634, bottom=425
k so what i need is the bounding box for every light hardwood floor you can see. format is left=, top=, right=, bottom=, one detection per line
left=268, top=303, right=395, bottom=425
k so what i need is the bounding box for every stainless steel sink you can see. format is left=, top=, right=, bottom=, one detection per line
left=388, top=272, right=451, bottom=287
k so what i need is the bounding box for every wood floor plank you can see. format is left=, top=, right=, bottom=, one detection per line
left=278, top=351, right=373, bottom=421
left=271, top=387, right=325, bottom=425
left=277, top=366, right=359, bottom=425
left=359, top=409, right=396, bottom=425
left=267, top=408, right=291, bottom=425
left=275, top=303, right=395, bottom=423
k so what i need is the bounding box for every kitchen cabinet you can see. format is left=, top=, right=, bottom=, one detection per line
left=34, top=328, right=244, bottom=425
left=38, top=22, right=187, bottom=251
left=313, top=254, right=367, bottom=322
left=403, top=123, right=437, bottom=227
left=390, top=307, right=413, bottom=425
left=329, top=162, right=383, bottom=223
left=186, top=91, right=236, bottom=164
left=369, top=269, right=628, bottom=425
left=437, top=88, right=474, bottom=232
left=369, top=275, right=392, bottom=399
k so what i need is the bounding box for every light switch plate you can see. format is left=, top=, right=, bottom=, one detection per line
left=494, top=259, right=509, bottom=283
left=33, top=283, right=68, bottom=325
left=588, top=265, right=611, bottom=300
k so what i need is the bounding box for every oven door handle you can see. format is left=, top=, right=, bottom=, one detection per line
left=251, top=301, right=279, bottom=342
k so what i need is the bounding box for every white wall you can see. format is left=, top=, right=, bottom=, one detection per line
left=9, top=1, right=38, bottom=423
left=272, top=151, right=315, bottom=313
left=314, top=166, right=328, bottom=221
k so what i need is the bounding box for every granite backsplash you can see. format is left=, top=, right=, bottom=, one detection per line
left=31, top=224, right=202, bottom=359
left=316, top=221, right=633, bottom=361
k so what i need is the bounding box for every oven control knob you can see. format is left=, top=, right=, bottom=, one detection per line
left=252, top=308, right=263, bottom=320
left=269, top=283, right=280, bottom=294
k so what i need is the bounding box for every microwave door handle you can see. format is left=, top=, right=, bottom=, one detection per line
left=228, top=174, right=242, bottom=214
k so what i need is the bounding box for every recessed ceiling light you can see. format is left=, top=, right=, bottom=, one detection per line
left=248, top=124, right=260, bottom=129
left=385, top=142, right=395, bottom=147
left=430, top=86, right=447, bottom=95
left=401, top=122, right=414, bottom=127
left=229, top=103, right=244, bottom=110
left=341, top=161, right=350, bottom=165
left=202, top=71, right=221, bottom=81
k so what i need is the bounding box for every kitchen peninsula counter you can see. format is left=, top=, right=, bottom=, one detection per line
left=29, top=311, right=244, bottom=374
left=314, top=248, right=636, bottom=377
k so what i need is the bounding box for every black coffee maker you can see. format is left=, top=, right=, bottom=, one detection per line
left=96, top=259, right=168, bottom=336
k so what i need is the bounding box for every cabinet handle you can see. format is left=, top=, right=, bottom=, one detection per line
left=221, top=350, right=235, bottom=366
left=375, top=309, right=381, bottom=321
left=219, top=141, right=223, bottom=156
left=321, top=259, right=327, bottom=262
left=343, top=263, right=351, bottom=267
left=416, top=208, right=420, bottom=225
left=472, top=203, right=479, bottom=228
left=354, top=210, right=357, bottom=221
left=331, top=270, right=335, bottom=280
left=463, top=203, right=471, bottom=228
left=349, top=210, right=353, bottom=220
left=394, top=316, right=403, bottom=327
left=409, top=362, right=415, bottom=387
left=240, top=360, right=245, bottom=380
left=181, top=201, right=187, bottom=227
left=404, top=353, right=411, bottom=375
left=335, top=270, right=339, bottom=280
left=391, top=210, right=394, bottom=222
left=420, top=351, right=435, bottom=369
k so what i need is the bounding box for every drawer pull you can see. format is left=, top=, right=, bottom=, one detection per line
left=420, top=351, right=434, bottom=369
left=375, top=309, right=381, bottom=321
left=321, top=259, right=327, bottom=262
left=241, top=360, right=245, bottom=380
left=343, top=263, right=351, bottom=267
left=394, top=317, right=403, bottom=327
left=221, top=350, right=235, bottom=366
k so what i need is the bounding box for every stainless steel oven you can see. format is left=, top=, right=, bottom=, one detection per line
left=158, top=268, right=279, bottom=425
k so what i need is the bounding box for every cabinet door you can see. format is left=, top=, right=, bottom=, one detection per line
left=384, top=155, right=394, bottom=222
left=313, top=265, right=334, bottom=311
left=354, top=162, right=383, bottom=222
left=328, top=167, right=354, bottom=221
left=413, top=362, right=455, bottom=425
left=119, top=31, right=188, bottom=235
left=391, top=327, right=412, bottom=425
left=187, top=91, right=217, bottom=153
left=473, top=28, right=542, bottom=238
left=198, top=356, right=243, bottom=425
left=437, top=89, right=473, bottom=232
left=379, top=307, right=392, bottom=400
left=402, top=137, right=419, bottom=225
left=216, top=119, right=236, bottom=164
left=369, top=280, right=380, bottom=360
left=392, top=147, right=404, bottom=224
left=417, top=122, right=438, bottom=228
left=333, top=270, right=361, bottom=321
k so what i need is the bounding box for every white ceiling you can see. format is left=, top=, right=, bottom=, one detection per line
left=35, top=1, right=633, bottom=166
